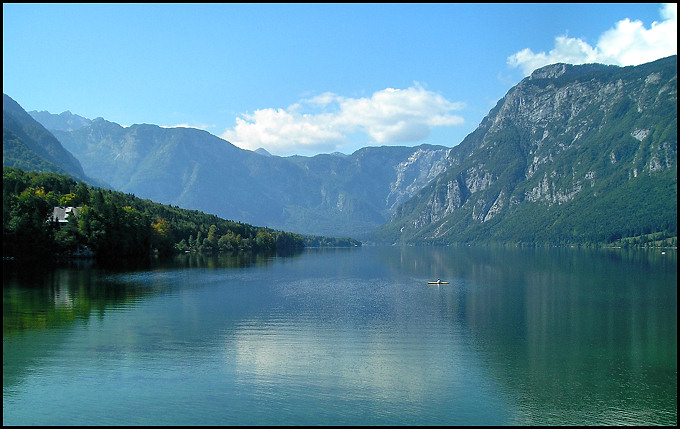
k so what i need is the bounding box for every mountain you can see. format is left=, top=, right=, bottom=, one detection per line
left=28, top=109, right=92, bottom=132
left=3, top=93, right=92, bottom=183
left=44, top=117, right=450, bottom=238
left=376, top=56, right=677, bottom=245
left=283, top=144, right=451, bottom=237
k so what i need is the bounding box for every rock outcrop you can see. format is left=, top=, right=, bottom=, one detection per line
left=379, top=56, right=677, bottom=245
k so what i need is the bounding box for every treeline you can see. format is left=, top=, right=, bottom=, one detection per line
left=3, top=167, right=359, bottom=262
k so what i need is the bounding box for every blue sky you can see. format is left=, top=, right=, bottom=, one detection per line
left=3, top=3, right=676, bottom=156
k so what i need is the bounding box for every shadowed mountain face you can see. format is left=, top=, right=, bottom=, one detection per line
left=3, top=94, right=89, bottom=182
left=376, top=56, right=677, bottom=245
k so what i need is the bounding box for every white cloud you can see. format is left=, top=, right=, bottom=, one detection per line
left=161, top=123, right=214, bottom=131
left=221, top=84, right=465, bottom=156
left=508, top=3, right=677, bottom=75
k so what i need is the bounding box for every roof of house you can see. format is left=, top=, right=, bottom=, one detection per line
left=51, top=206, right=82, bottom=223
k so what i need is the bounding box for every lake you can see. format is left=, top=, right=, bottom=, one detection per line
left=3, top=246, right=677, bottom=425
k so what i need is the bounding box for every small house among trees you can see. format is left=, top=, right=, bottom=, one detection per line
left=50, top=206, right=82, bottom=226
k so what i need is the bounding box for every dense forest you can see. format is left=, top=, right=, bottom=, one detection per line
left=3, top=167, right=360, bottom=262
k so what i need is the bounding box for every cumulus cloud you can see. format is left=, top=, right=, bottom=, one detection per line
left=221, top=84, right=465, bottom=156
left=508, top=3, right=677, bottom=75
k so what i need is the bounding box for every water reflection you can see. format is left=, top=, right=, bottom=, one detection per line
left=2, top=251, right=303, bottom=335
left=402, top=246, right=677, bottom=426
left=3, top=247, right=676, bottom=425
left=224, top=273, right=511, bottom=425
left=367, top=246, right=676, bottom=425
left=3, top=265, right=146, bottom=334
left=174, top=249, right=303, bottom=269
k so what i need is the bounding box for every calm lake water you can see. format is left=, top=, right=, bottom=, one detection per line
left=3, top=246, right=677, bottom=426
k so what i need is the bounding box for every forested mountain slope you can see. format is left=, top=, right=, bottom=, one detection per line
left=3, top=94, right=90, bottom=183
left=375, top=56, right=677, bottom=246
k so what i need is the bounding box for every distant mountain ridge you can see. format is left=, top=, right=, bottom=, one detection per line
left=38, top=114, right=450, bottom=238
left=28, top=109, right=92, bottom=132
left=376, top=55, right=677, bottom=245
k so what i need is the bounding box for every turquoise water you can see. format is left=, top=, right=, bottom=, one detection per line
left=3, top=247, right=677, bottom=425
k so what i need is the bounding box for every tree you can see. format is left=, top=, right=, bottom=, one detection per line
left=151, top=217, right=174, bottom=255
left=202, top=224, right=219, bottom=253
left=255, top=230, right=276, bottom=252
left=54, top=211, right=85, bottom=254
left=218, top=232, right=238, bottom=252
left=6, top=187, right=54, bottom=259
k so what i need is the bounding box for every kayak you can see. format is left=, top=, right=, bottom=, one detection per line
left=427, top=281, right=449, bottom=284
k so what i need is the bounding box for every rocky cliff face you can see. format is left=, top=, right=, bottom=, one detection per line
left=380, top=56, right=677, bottom=245
left=386, top=146, right=451, bottom=211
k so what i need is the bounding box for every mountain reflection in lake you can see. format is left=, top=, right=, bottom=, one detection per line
left=3, top=247, right=676, bottom=425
